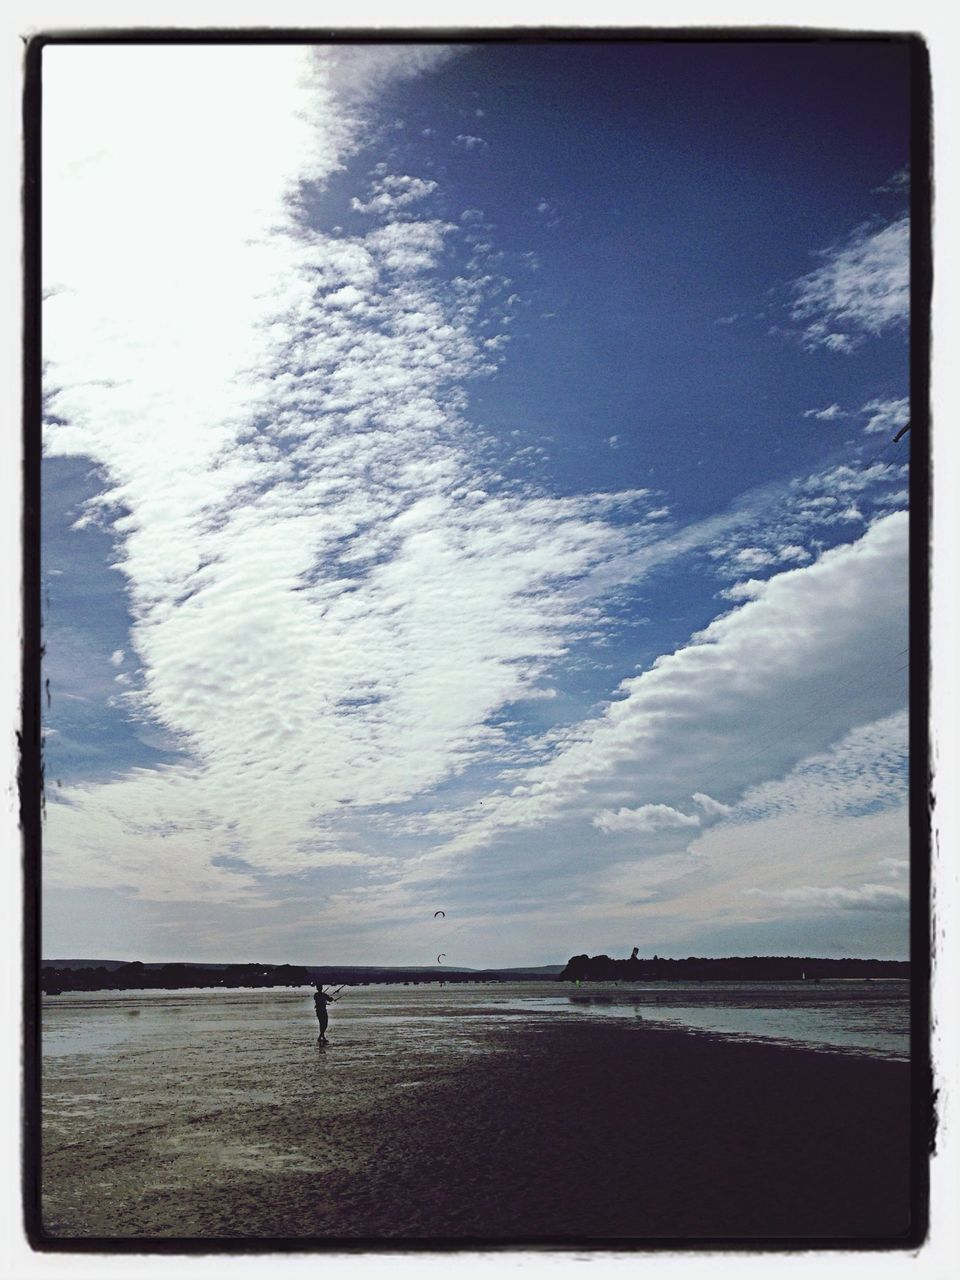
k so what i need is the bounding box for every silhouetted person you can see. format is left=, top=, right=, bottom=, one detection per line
left=314, top=984, right=338, bottom=1042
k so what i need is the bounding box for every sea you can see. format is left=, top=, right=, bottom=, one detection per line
left=42, top=977, right=911, bottom=1064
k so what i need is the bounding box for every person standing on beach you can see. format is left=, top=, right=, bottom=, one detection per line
left=313, top=984, right=338, bottom=1043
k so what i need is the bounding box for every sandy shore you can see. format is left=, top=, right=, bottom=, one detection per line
left=40, top=1018, right=913, bottom=1245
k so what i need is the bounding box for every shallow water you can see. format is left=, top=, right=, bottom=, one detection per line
left=43, top=978, right=910, bottom=1064
left=503, top=978, right=911, bottom=1059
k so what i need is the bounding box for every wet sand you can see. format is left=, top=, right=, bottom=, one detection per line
left=40, top=1013, right=913, bottom=1244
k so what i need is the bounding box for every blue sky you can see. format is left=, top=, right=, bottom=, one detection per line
left=41, top=40, right=912, bottom=964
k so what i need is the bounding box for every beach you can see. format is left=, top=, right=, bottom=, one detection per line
left=39, top=984, right=913, bottom=1244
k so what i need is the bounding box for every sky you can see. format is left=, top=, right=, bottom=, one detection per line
left=40, top=39, right=913, bottom=966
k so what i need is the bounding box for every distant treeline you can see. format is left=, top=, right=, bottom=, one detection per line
left=40, top=961, right=560, bottom=995
left=40, top=962, right=315, bottom=995
left=560, top=954, right=909, bottom=982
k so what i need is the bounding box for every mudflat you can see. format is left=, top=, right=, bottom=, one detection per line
left=40, top=1009, right=912, bottom=1244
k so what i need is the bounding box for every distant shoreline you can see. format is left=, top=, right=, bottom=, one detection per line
left=39, top=961, right=559, bottom=995
left=40, top=954, right=909, bottom=996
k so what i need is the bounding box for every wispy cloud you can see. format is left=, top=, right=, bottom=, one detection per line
left=746, top=882, right=907, bottom=913
left=535, top=198, right=561, bottom=227
left=790, top=215, right=909, bottom=353
left=861, top=397, right=910, bottom=436
left=802, top=403, right=846, bottom=421
left=872, top=167, right=909, bottom=194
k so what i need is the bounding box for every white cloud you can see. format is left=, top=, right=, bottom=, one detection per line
left=811, top=462, right=901, bottom=496
left=109, top=649, right=124, bottom=666
left=777, top=544, right=811, bottom=563
left=787, top=461, right=906, bottom=533
left=700, top=460, right=903, bottom=580
left=791, top=215, right=909, bottom=352
left=521, top=687, right=558, bottom=701
left=802, top=403, right=846, bottom=421
left=876, top=489, right=909, bottom=509
left=731, top=546, right=775, bottom=571
left=718, top=579, right=767, bottom=602
left=594, top=804, right=701, bottom=834
left=692, top=792, right=732, bottom=818
left=324, top=45, right=462, bottom=108
left=454, top=134, right=487, bottom=151
left=350, top=174, right=438, bottom=215
left=862, top=397, right=910, bottom=436
left=363, top=217, right=456, bottom=272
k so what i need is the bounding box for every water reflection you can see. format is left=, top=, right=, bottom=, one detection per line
left=553, top=980, right=909, bottom=1059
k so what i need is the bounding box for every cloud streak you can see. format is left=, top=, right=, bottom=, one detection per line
left=790, top=215, right=909, bottom=353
